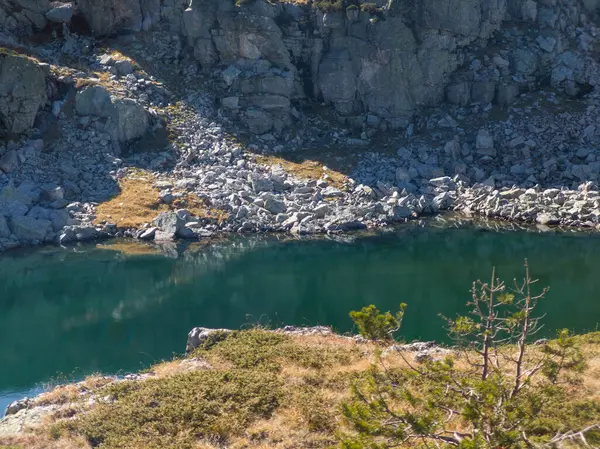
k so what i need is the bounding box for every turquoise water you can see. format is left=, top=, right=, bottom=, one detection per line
left=2, top=225, right=600, bottom=413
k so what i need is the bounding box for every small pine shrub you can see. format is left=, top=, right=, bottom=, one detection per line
left=349, top=303, right=406, bottom=341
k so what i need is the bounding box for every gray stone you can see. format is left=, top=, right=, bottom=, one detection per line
left=429, top=176, right=456, bottom=189
left=536, top=213, right=559, bottom=225
left=75, top=85, right=113, bottom=118
left=321, top=186, right=344, bottom=198
left=9, top=216, right=52, bottom=242
left=249, top=173, right=274, bottom=193
left=390, top=205, right=412, bottom=220
left=186, top=327, right=232, bottom=353
left=76, top=0, right=146, bottom=36
left=322, top=11, right=344, bottom=28
left=111, top=98, right=149, bottom=143
left=49, top=209, right=69, bottom=231
left=244, top=109, right=273, bottom=134
left=264, top=197, right=286, bottom=214
left=496, top=83, right=519, bottom=106
left=5, top=398, right=31, bottom=416
left=222, top=96, right=239, bottom=109
left=0, top=150, right=18, bottom=173
left=153, top=211, right=184, bottom=239
left=476, top=129, right=496, bottom=157
left=536, top=35, right=556, bottom=53
left=521, top=0, right=537, bottom=22
left=512, top=49, right=538, bottom=76
left=114, top=59, right=134, bottom=76
left=45, top=3, right=73, bottom=23
left=222, top=65, right=241, bottom=86
left=313, top=204, right=330, bottom=218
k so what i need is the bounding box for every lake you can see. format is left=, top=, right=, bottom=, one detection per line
left=2, top=223, right=600, bottom=413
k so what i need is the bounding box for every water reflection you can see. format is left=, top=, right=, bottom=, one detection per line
left=1, top=225, right=600, bottom=411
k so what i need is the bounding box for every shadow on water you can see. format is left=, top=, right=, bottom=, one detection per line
left=2, top=225, right=600, bottom=409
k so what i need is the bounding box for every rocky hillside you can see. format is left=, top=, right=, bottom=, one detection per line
left=2, top=0, right=600, bottom=252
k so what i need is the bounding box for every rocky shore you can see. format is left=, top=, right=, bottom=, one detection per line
left=2, top=0, right=600, bottom=252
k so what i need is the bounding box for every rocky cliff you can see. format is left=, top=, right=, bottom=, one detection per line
left=2, top=0, right=600, bottom=136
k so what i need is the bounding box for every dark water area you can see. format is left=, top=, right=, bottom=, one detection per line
left=2, top=225, right=600, bottom=413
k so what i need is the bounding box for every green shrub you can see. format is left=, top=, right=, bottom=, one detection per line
left=349, top=303, right=406, bottom=341
left=66, top=370, right=281, bottom=449
left=342, top=261, right=599, bottom=448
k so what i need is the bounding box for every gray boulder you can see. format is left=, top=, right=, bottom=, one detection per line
left=186, top=327, right=232, bottom=353
left=0, top=150, right=18, bottom=173
left=114, top=59, right=134, bottom=76
left=153, top=211, right=184, bottom=241
left=264, top=197, right=286, bottom=214
left=0, top=54, right=47, bottom=134
left=45, top=2, right=73, bottom=23
left=9, top=215, right=52, bottom=242
left=58, top=225, right=100, bottom=243
left=110, top=98, right=149, bottom=143
left=249, top=173, right=274, bottom=193
left=75, top=85, right=113, bottom=118
left=4, top=398, right=31, bottom=416
left=76, top=0, right=146, bottom=36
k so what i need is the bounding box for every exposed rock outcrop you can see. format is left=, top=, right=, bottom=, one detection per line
left=75, top=85, right=150, bottom=143
left=0, top=53, right=47, bottom=135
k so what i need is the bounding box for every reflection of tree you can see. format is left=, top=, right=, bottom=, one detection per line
left=1, top=227, right=600, bottom=394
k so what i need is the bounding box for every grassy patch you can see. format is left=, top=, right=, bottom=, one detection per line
left=60, top=370, right=281, bottom=449
left=94, top=172, right=228, bottom=229
left=255, top=155, right=349, bottom=189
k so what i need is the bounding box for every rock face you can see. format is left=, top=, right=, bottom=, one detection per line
left=0, top=54, right=47, bottom=135
left=168, top=0, right=510, bottom=134
left=74, top=0, right=162, bottom=35
left=75, top=85, right=150, bottom=143
left=5, top=0, right=599, bottom=135
left=0, top=0, right=51, bottom=34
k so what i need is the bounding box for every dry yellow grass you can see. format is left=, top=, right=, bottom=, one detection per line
left=34, top=385, right=81, bottom=407
left=0, top=433, right=91, bottom=449
left=256, top=155, right=349, bottom=189
left=3, top=332, right=600, bottom=449
left=95, top=175, right=166, bottom=228
left=95, top=173, right=228, bottom=229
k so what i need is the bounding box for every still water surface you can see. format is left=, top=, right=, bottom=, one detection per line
left=1, top=225, right=600, bottom=413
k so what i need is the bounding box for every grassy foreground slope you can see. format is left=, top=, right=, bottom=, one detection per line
left=1, top=328, right=600, bottom=449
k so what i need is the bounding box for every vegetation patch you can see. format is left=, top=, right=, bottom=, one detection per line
left=55, top=370, right=280, bottom=449
left=255, top=155, right=349, bottom=189
left=94, top=172, right=228, bottom=229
